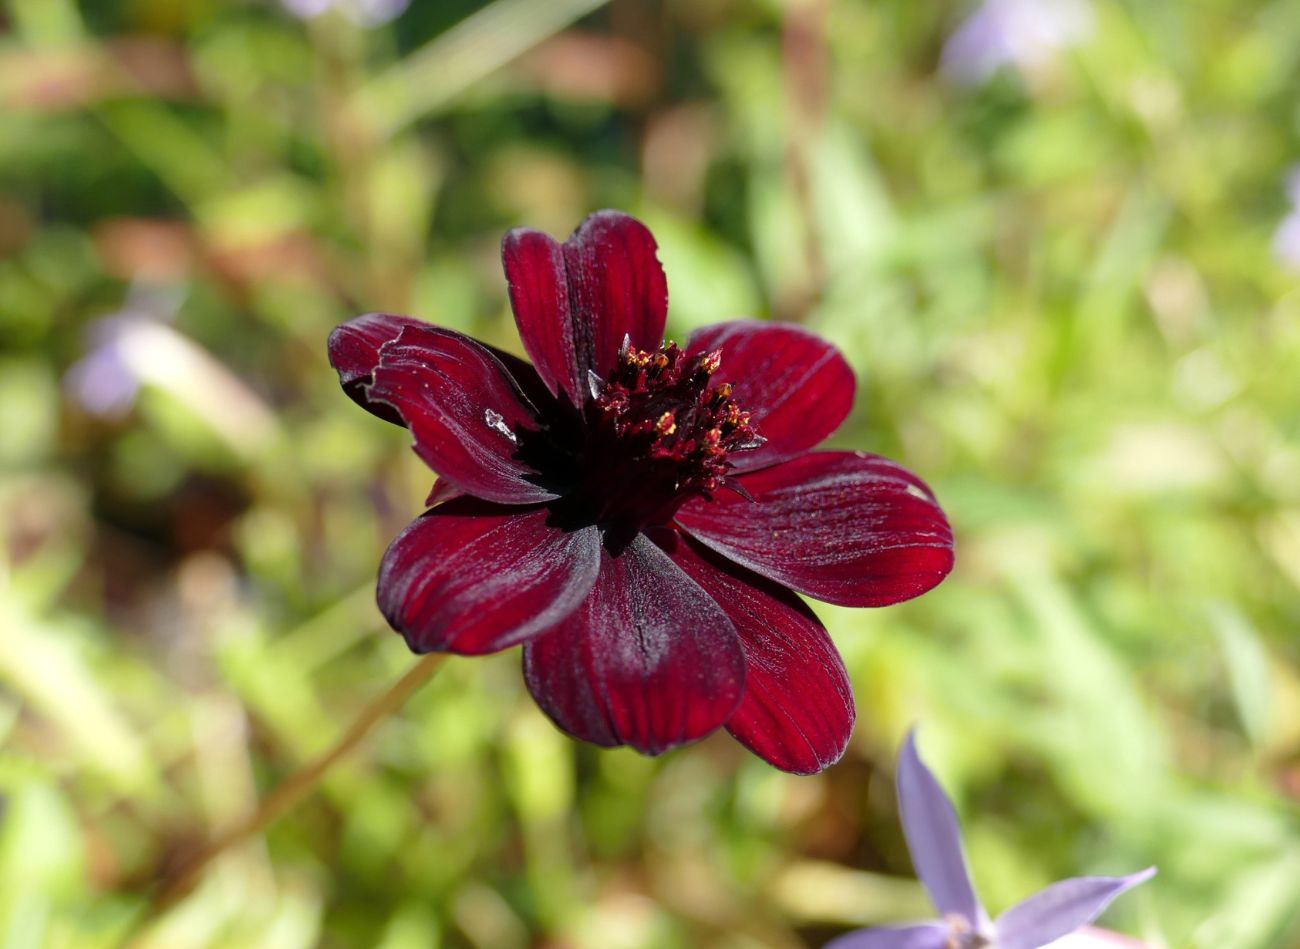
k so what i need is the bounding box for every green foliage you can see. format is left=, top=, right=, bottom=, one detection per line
left=1, top=0, right=1298, bottom=946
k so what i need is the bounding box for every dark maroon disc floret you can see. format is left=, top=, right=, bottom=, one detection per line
left=578, top=339, right=765, bottom=537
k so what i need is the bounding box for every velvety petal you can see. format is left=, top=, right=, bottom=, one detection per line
left=368, top=324, right=560, bottom=505
left=897, top=729, right=985, bottom=927
left=563, top=210, right=668, bottom=381
left=502, top=228, right=583, bottom=406
left=823, top=923, right=950, bottom=949
left=480, top=341, right=571, bottom=425
left=328, top=312, right=425, bottom=425
left=995, top=870, right=1156, bottom=949
left=661, top=532, right=853, bottom=775
left=675, top=451, right=954, bottom=607
left=522, top=532, right=744, bottom=755
left=377, top=499, right=600, bottom=655
left=328, top=313, right=562, bottom=430
left=685, top=321, right=855, bottom=472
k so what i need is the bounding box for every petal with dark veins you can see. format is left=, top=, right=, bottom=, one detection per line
left=686, top=321, right=855, bottom=472
left=328, top=312, right=426, bottom=425
left=562, top=211, right=668, bottom=382
left=523, top=532, right=744, bottom=755
left=503, top=228, right=583, bottom=406
left=676, top=451, right=953, bottom=607
left=378, top=500, right=600, bottom=655
left=368, top=324, right=561, bottom=505
left=662, top=533, right=854, bottom=775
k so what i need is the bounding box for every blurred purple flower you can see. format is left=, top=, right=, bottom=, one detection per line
left=65, top=285, right=182, bottom=419
left=280, top=0, right=409, bottom=27
left=65, top=285, right=278, bottom=451
left=1273, top=167, right=1300, bottom=270
left=66, top=323, right=141, bottom=419
left=1273, top=213, right=1300, bottom=270
left=941, top=0, right=1094, bottom=85
left=826, top=731, right=1154, bottom=949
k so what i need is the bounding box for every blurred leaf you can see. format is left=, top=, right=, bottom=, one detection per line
left=645, top=210, right=763, bottom=333
left=351, top=0, right=613, bottom=136
left=1208, top=602, right=1276, bottom=749
left=1009, top=570, right=1169, bottom=819
left=6, top=0, right=85, bottom=46
left=0, top=598, right=157, bottom=795
left=0, top=361, right=58, bottom=467
left=1194, top=850, right=1300, bottom=949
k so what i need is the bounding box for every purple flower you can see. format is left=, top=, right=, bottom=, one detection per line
left=1273, top=167, right=1300, bottom=270
left=941, top=0, right=1094, bottom=85
left=827, top=731, right=1154, bottom=948
left=1272, top=212, right=1300, bottom=270
left=329, top=211, right=955, bottom=773
left=280, top=0, right=409, bottom=27
left=65, top=285, right=183, bottom=419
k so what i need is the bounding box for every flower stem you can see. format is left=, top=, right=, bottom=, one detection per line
left=146, top=652, right=447, bottom=920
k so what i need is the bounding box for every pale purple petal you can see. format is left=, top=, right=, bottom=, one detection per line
left=995, top=869, right=1156, bottom=949
left=342, top=0, right=409, bottom=26
left=66, top=340, right=139, bottom=418
left=281, top=0, right=409, bottom=24
left=1272, top=211, right=1300, bottom=270
left=65, top=286, right=182, bottom=418
left=942, top=0, right=1094, bottom=85
left=896, top=730, right=984, bottom=927
left=1044, top=926, right=1150, bottom=949
left=823, top=923, right=950, bottom=949
left=281, top=0, right=332, bottom=18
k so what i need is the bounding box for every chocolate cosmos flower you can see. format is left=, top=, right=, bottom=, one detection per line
left=329, top=211, right=954, bottom=773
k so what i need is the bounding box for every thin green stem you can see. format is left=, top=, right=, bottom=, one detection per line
left=142, top=652, right=447, bottom=923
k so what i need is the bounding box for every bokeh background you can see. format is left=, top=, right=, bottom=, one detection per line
left=3, top=0, right=1300, bottom=946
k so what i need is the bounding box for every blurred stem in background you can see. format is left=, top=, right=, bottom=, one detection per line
left=141, top=652, right=446, bottom=927
left=780, top=0, right=829, bottom=321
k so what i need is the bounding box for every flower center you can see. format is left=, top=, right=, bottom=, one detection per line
left=944, top=915, right=992, bottom=949
left=579, top=339, right=764, bottom=536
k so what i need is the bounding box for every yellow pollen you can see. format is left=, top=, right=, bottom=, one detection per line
left=715, top=382, right=733, bottom=399
left=655, top=411, right=677, bottom=435
left=701, top=350, right=722, bottom=374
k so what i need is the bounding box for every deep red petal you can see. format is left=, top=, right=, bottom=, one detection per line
left=685, top=321, right=856, bottom=472
left=368, top=324, right=560, bottom=505
left=562, top=210, right=669, bottom=381
left=377, top=500, right=600, bottom=655
left=328, top=312, right=425, bottom=425
left=662, top=533, right=854, bottom=774
left=329, top=313, right=561, bottom=430
left=502, top=228, right=583, bottom=406
left=522, top=532, right=744, bottom=755
left=675, top=451, right=953, bottom=607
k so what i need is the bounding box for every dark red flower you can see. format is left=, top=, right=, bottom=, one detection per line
left=329, top=211, right=953, bottom=774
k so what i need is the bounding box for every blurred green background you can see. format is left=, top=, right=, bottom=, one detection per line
left=3, top=0, right=1300, bottom=946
